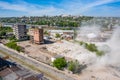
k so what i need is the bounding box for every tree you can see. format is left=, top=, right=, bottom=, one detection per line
left=44, top=31, right=49, bottom=35
left=85, top=43, right=98, bottom=52
left=79, top=41, right=104, bottom=56
left=68, top=60, right=80, bottom=73
left=68, top=61, right=75, bottom=72
left=5, top=41, right=22, bottom=52
left=79, top=41, right=84, bottom=45
left=0, top=27, right=13, bottom=32
left=8, top=35, right=17, bottom=41
left=15, top=46, right=21, bottom=52
left=96, top=51, right=104, bottom=56
left=53, top=58, right=67, bottom=70
left=0, top=31, right=6, bottom=36
left=0, top=27, right=13, bottom=39
left=55, top=33, right=61, bottom=38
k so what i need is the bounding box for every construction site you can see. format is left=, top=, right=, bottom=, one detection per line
left=12, top=18, right=120, bottom=80
left=17, top=26, right=120, bottom=80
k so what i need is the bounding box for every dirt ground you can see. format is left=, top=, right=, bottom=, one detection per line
left=78, top=65, right=120, bottom=80
left=17, top=40, right=120, bottom=80
left=17, top=41, right=56, bottom=64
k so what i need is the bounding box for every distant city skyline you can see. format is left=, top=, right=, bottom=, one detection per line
left=0, top=0, right=120, bottom=17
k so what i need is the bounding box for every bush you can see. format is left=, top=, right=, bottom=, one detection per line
left=61, top=27, right=72, bottom=30
left=96, top=51, right=104, bottom=56
left=78, top=41, right=104, bottom=56
left=5, top=41, right=22, bottom=52
left=86, top=43, right=98, bottom=52
left=84, top=43, right=88, bottom=48
left=15, top=46, right=21, bottom=52
left=0, top=31, right=6, bottom=36
left=55, top=33, right=61, bottom=38
left=44, top=31, right=49, bottom=35
left=68, top=61, right=75, bottom=72
left=79, top=41, right=84, bottom=45
left=8, top=35, right=17, bottom=41
left=68, top=60, right=80, bottom=73
left=53, top=58, right=67, bottom=70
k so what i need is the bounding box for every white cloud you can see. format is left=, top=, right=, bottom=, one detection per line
left=0, top=1, right=46, bottom=15
left=80, top=0, right=119, bottom=12
left=0, top=0, right=120, bottom=16
left=0, top=1, right=65, bottom=16
left=0, top=1, right=27, bottom=11
left=63, top=0, right=120, bottom=14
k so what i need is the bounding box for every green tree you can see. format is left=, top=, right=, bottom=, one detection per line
left=44, top=31, right=49, bottom=35
left=68, top=61, right=75, bottom=72
left=55, top=33, right=61, bottom=38
left=79, top=41, right=104, bottom=56
left=0, top=27, right=13, bottom=39
left=79, top=41, right=84, bottom=45
left=0, top=31, right=6, bottom=36
left=96, top=51, right=104, bottom=56
left=86, top=43, right=98, bottom=52
left=15, top=46, right=21, bottom=52
left=53, top=58, right=67, bottom=70
left=68, top=60, right=80, bottom=73
left=0, top=27, right=13, bottom=32
left=5, top=41, right=22, bottom=52
left=8, top=35, right=17, bottom=41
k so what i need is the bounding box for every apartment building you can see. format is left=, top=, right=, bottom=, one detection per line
left=13, top=24, right=27, bottom=40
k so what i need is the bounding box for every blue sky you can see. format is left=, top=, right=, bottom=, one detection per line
left=0, top=0, right=120, bottom=17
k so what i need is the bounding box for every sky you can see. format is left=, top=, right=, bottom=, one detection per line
left=0, top=0, right=120, bottom=17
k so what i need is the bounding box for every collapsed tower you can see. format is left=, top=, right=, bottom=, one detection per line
left=28, top=26, right=44, bottom=44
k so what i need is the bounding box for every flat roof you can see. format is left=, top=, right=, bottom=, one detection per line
left=48, top=30, right=74, bottom=33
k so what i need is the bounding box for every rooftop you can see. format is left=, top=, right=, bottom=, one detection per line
left=0, top=57, right=44, bottom=80
left=48, top=30, right=74, bottom=33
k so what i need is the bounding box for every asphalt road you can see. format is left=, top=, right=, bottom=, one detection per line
left=0, top=44, right=76, bottom=80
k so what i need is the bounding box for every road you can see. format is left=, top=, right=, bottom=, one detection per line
left=0, top=44, right=77, bottom=80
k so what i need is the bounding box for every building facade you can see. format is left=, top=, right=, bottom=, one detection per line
left=28, top=26, right=35, bottom=43
left=34, top=28, right=44, bottom=44
left=28, top=26, right=44, bottom=44
left=48, top=30, right=74, bottom=40
left=13, top=24, right=27, bottom=40
left=2, top=23, right=14, bottom=27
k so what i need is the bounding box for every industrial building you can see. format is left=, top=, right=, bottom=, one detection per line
left=1, top=23, right=14, bottom=27
left=48, top=30, right=74, bottom=36
left=13, top=24, right=27, bottom=40
left=48, top=30, right=74, bottom=40
left=28, top=26, right=44, bottom=44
